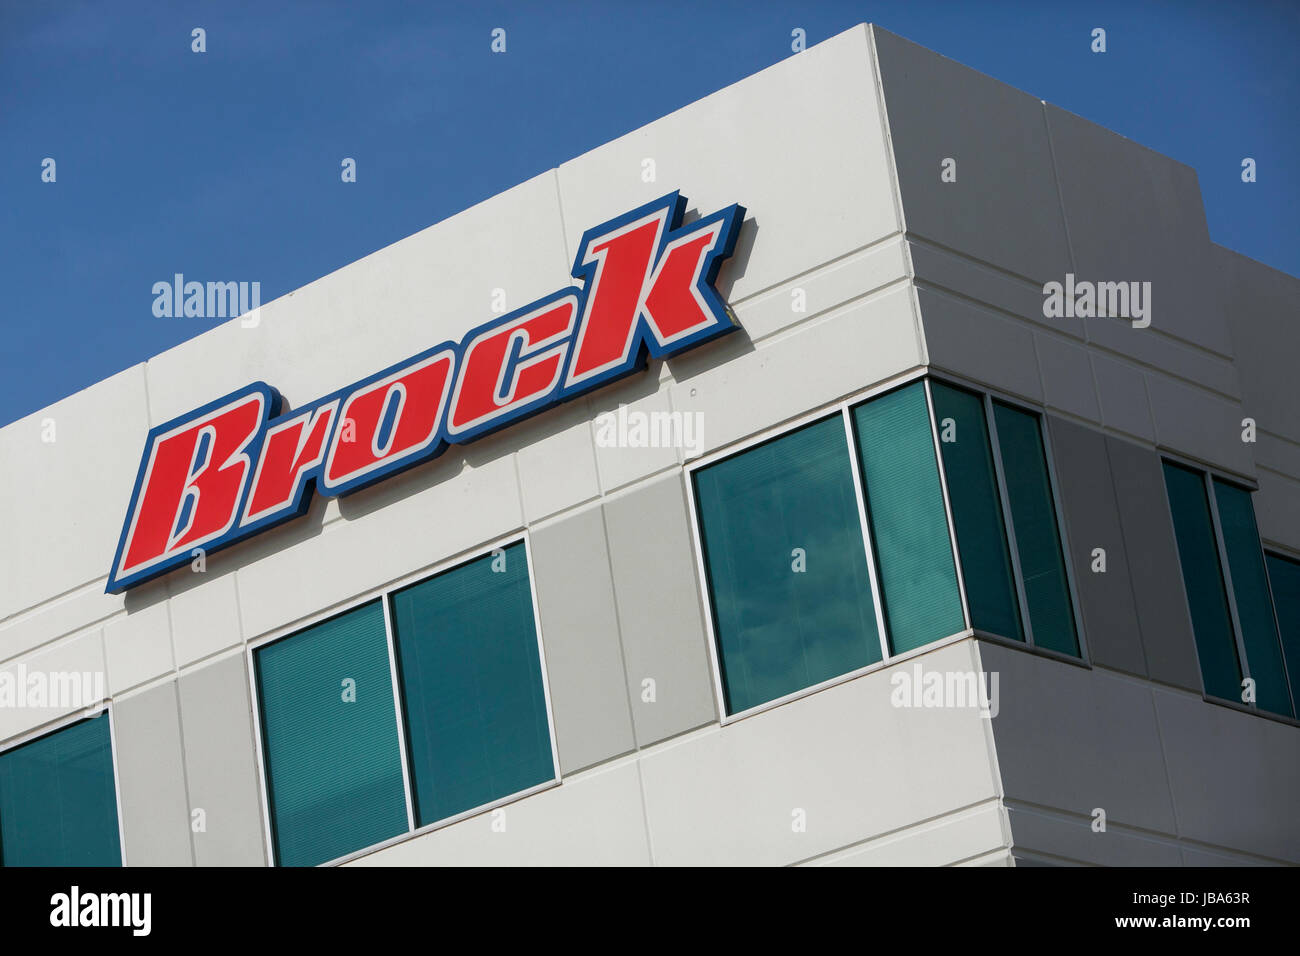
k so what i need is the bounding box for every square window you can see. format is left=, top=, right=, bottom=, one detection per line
left=693, top=415, right=882, bottom=714
left=389, top=541, right=554, bottom=827
left=255, top=600, right=408, bottom=866
left=0, top=713, right=121, bottom=866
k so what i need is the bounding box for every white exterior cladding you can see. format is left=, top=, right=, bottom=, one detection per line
left=3, top=23, right=1299, bottom=866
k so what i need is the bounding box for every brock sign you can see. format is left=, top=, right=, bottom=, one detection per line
left=107, top=192, right=746, bottom=593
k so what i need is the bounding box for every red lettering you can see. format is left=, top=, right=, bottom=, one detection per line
left=120, top=392, right=265, bottom=574
left=324, top=351, right=454, bottom=489
left=243, top=402, right=338, bottom=523
left=448, top=297, right=577, bottom=436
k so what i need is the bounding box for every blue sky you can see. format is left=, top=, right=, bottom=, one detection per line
left=3, top=0, right=1297, bottom=428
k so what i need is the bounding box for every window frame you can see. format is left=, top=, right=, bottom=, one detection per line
left=915, top=375, right=1088, bottom=663
left=245, top=530, right=560, bottom=867
left=1264, top=546, right=1300, bottom=706
left=684, top=368, right=1089, bottom=726
left=1161, top=454, right=1296, bottom=720
left=1265, top=544, right=1300, bottom=610
left=968, top=382, right=1088, bottom=661
left=0, top=705, right=127, bottom=867
left=922, top=377, right=974, bottom=638
left=1264, top=543, right=1300, bottom=567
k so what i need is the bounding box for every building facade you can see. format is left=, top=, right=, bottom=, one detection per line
left=2, top=24, right=1299, bottom=867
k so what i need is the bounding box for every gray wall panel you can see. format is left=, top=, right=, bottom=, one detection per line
left=1105, top=436, right=1203, bottom=692
left=981, top=641, right=1178, bottom=835
left=113, top=683, right=195, bottom=865
left=1255, top=467, right=1300, bottom=555
left=1045, top=417, right=1146, bottom=676
left=1046, top=104, right=1232, bottom=357
left=604, top=474, right=718, bottom=747
left=178, top=655, right=268, bottom=866
left=1005, top=806, right=1183, bottom=866
left=530, top=508, right=636, bottom=774
left=872, top=26, right=1071, bottom=285
left=1216, top=245, right=1300, bottom=449
left=1154, top=687, right=1300, bottom=862
left=917, top=288, right=1044, bottom=403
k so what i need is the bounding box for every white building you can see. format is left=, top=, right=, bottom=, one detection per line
left=2, top=24, right=1298, bottom=867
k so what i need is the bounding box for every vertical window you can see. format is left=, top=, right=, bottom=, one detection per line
left=1162, top=462, right=1247, bottom=705
left=1214, top=482, right=1292, bottom=717
left=851, top=381, right=965, bottom=652
left=1164, top=463, right=1295, bottom=716
left=1266, top=552, right=1300, bottom=710
left=390, top=542, right=553, bottom=827
left=0, top=713, right=121, bottom=866
left=928, top=384, right=1078, bottom=655
left=255, top=600, right=408, bottom=867
left=991, top=402, right=1078, bottom=656
left=931, top=383, right=1023, bottom=642
left=694, top=417, right=881, bottom=714
left=254, top=542, right=555, bottom=866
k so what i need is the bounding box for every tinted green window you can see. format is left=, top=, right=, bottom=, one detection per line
left=1163, top=462, right=1242, bottom=702
left=931, top=383, right=1023, bottom=642
left=1266, top=552, right=1300, bottom=709
left=390, top=542, right=553, bottom=826
left=992, top=403, right=1078, bottom=656
left=255, top=601, right=407, bottom=866
left=0, top=713, right=120, bottom=866
left=853, top=382, right=965, bottom=653
left=1214, top=482, right=1292, bottom=716
left=695, top=416, right=881, bottom=714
